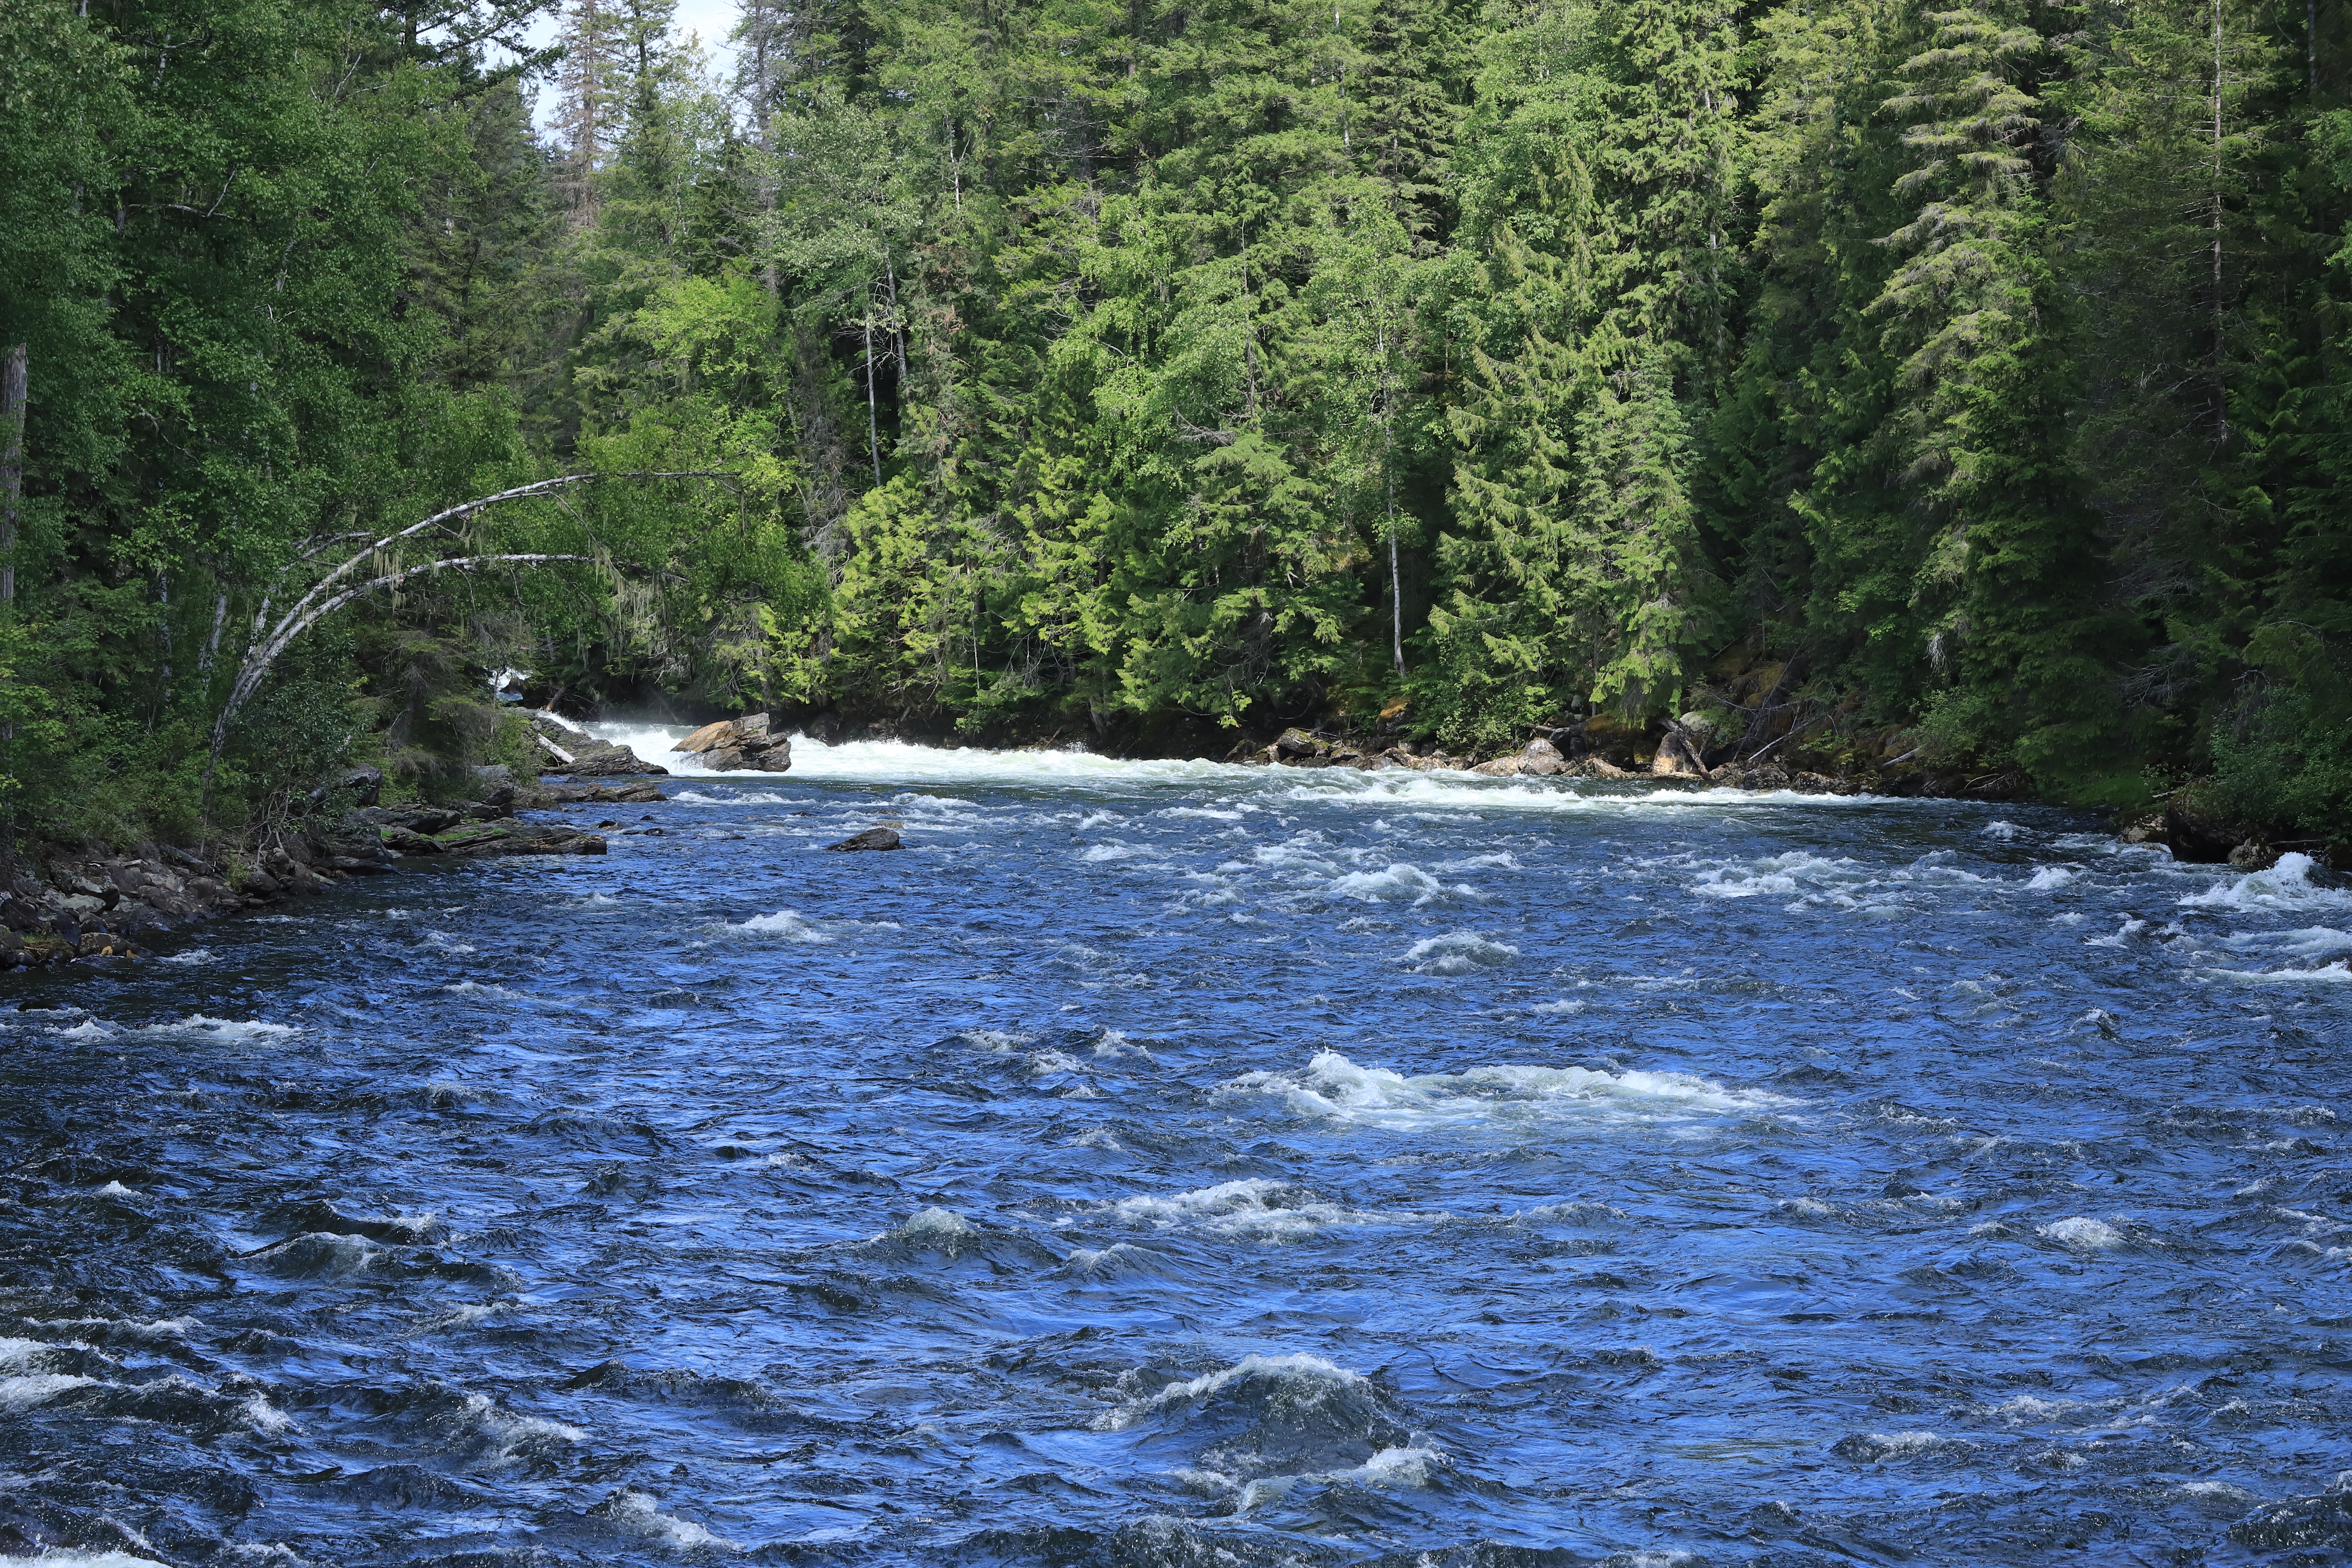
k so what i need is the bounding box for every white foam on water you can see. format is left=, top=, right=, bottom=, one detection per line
left=1236, top=1444, right=1447, bottom=1511
left=606, top=1490, right=739, bottom=1551
left=589, top=724, right=1923, bottom=810
left=961, top=1029, right=1032, bottom=1052
left=0, top=1373, right=98, bottom=1410
left=1107, top=1179, right=1442, bottom=1239
left=2041, top=1216, right=2127, bottom=1250
left=159, top=948, right=215, bottom=966
left=1327, top=863, right=1478, bottom=906
left=0, top=1336, right=55, bottom=1369
left=2210, top=959, right=2352, bottom=983
left=1983, top=821, right=2026, bottom=840
left=1080, top=842, right=1148, bottom=862
left=2025, top=866, right=2079, bottom=890
left=2086, top=918, right=2149, bottom=948
left=142, top=1016, right=296, bottom=1042
left=890, top=1206, right=980, bottom=1245
left=1219, top=1049, right=1787, bottom=1132
left=241, top=1393, right=297, bottom=1434
left=721, top=909, right=832, bottom=942
left=1399, top=930, right=1519, bottom=974
left=1092, top=1030, right=1151, bottom=1061
left=94, top=1181, right=139, bottom=1199
left=423, top=931, right=476, bottom=955
left=8, top=1554, right=175, bottom=1568
left=442, top=981, right=534, bottom=1000
left=2231, top=926, right=2352, bottom=958
left=1528, top=998, right=1588, bottom=1014
left=1690, top=851, right=1854, bottom=899
left=464, top=1391, right=585, bottom=1464
left=1093, top=1352, right=1365, bottom=1431
left=2180, top=853, right=2351, bottom=913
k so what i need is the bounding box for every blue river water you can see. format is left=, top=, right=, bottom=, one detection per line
left=3, top=735, right=2350, bottom=1568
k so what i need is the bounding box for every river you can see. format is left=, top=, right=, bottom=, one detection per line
left=3, top=735, right=2349, bottom=1566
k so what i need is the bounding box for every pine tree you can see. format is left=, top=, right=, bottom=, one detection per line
left=553, top=0, right=626, bottom=227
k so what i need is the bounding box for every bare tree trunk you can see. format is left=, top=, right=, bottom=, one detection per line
left=863, top=305, right=882, bottom=484
left=199, top=590, right=228, bottom=678
left=885, top=254, right=908, bottom=386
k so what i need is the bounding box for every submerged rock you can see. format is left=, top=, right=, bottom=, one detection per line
left=824, top=827, right=902, bottom=853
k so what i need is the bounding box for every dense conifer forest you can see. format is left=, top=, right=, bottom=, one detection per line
left=2, top=0, right=2348, bottom=847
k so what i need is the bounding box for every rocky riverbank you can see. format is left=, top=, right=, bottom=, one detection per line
left=0, top=764, right=643, bottom=969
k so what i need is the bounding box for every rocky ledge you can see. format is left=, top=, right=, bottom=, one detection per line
left=0, top=768, right=615, bottom=970
left=674, top=714, right=791, bottom=772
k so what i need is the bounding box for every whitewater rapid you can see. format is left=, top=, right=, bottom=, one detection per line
left=1, top=737, right=2346, bottom=1563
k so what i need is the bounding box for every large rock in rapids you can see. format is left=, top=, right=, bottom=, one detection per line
left=530, top=714, right=667, bottom=778
left=677, top=714, right=792, bottom=772
left=824, top=827, right=901, bottom=852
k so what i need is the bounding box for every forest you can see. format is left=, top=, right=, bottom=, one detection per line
left=2, top=0, right=2348, bottom=850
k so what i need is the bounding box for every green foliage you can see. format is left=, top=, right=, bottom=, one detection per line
left=5, top=0, right=2350, bottom=854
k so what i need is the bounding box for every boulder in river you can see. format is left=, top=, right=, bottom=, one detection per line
left=530, top=714, right=668, bottom=778
left=677, top=714, right=793, bottom=772
left=824, top=827, right=902, bottom=853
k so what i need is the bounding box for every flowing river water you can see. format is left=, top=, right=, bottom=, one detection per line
left=4, top=735, right=2351, bottom=1568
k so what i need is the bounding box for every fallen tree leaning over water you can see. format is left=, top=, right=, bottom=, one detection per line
left=201, top=472, right=720, bottom=812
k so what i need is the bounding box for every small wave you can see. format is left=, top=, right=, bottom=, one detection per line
left=1236, top=1443, right=1448, bottom=1511
left=1528, top=998, right=1588, bottom=1014
left=674, top=789, right=790, bottom=805
left=1219, top=1049, right=1786, bottom=1131
left=2209, top=959, right=2352, bottom=984
left=722, top=909, right=832, bottom=942
left=1398, top=930, right=1518, bottom=974
left=1093, top=1352, right=1365, bottom=1431
left=600, top=1490, right=738, bottom=1551
left=0, top=1371, right=100, bottom=1410
left=1982, top=821, right=2026, bottom=840
left=1690, top=851, right=1852, bottom=899
left=1833, top=1430, right=1966, bottom=1461
left=159, top=947, right=216, bottom=966
left=2025, top=866, right=2078, bottom=890
left=1108, top=1178, right=1441, bottom=1239
left=1328, top=863, right=1476, bottom=906
left=2180, top=852, right=2350, bottom=913
left=889, top=1206, right=980, bottom=1245
left=2040, top=1216, right=2127, bottom=1250
left=145, top=1015, right=296, bottom=1042
left=2231, top=926, right=2352, bottom=958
